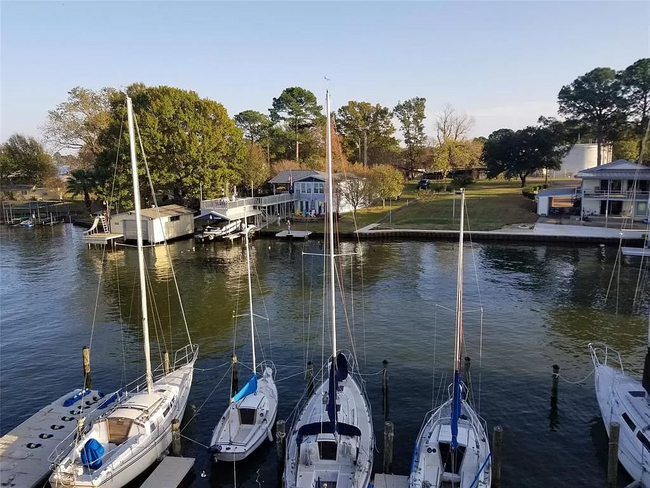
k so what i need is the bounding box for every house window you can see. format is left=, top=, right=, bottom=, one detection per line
left=307, top=186, right=312, bottom=193
left=170, top=216, right=180, bottom=222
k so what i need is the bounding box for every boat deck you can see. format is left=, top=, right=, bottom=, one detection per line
left=0, top=388, right=105, bottom=488
left=139, top=456, right=195, bottom=488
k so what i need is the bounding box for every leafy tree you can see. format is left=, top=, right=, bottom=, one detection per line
left=67, top=169, right=96, bottom=213
left=43, top=87, right=116, bottom=167
left=271, top=159, right=301, bottom=176
left=482, top=126, right=567, bottom=187
left=393, top=97, right=427, bottom=178
left=270, top=87, right=324, bottom=163
left=613, top=138, right=650, bottom=162
left=336, top=101, right=398, bottom=166
left=95, top=85, right=246, bottom=208
left=558, top=68, right=628, bottom=166
left=369, top=164, right=405, bottom=207
left=432, top=139, right=483, bottom=174
left=337, top=166, right=372, bottom=215
left=619, top=58, right=650, bottom=161
left=240, top=144, right=270, bottom=194
left=0, top=134, right=56, bottom=185
left=234, top=110, right=272, bottom=144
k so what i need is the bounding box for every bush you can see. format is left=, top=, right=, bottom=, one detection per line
left=450, top=174, right=474, bottom=189
left=430, top=182, right=448, bottom=193
left=522, top=186, right=538, bottom=200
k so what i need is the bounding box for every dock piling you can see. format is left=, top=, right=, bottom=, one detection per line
left=608, top=421, right=620, bottom=488
left=306, top=361, right=314, bottom=397
left=231, top=354, right=238, bottom=398
left=383, top=421, right=394, bottom=474
left=276, top=419, right=286, bottom=479
left=82, top=346, right=92, bottom=389
left=164, top=351, right=170, bottom=375
left=171, top=418, right=181, bottom=456
left=550, top=365, right=559, bottom=429
left=382, top=359, right=389, bottom=420
left=492, top=425, right=503, bottom=487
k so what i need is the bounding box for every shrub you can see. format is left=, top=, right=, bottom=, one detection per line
left=430, top=182, right=448, bottom=193
left=522, top=186, right=538, bottom=200
left=450, top=174, right=474, bottom=189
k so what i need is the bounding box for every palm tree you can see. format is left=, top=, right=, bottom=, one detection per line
left=67, top=169, right=96, bottom=214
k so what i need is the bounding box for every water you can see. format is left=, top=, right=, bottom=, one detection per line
left=1, top=224, right=648, bottom=487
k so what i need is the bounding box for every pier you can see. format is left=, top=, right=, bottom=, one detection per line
left=275, top=230, right=312, bottom=240
left=139, top=456, right=195, bottom=488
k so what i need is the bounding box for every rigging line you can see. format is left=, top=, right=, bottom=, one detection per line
left=275, top=370, right=308, bottom=383
left=335, top=244, right=360, bottom=366
left=604, top=238, right=624, bottom=311
left=144, top=265, right=167, bottom=367
left=180, top=365, right=231, bottom=433
left=432, top=306, right=438, bottom=410
left=113, top=244, right=128, bottom=388
left=302, top=251, right=307, bottom=369
left=108, top=113, right=125, bottom=214
left=557, top=368, right=595, bottom=385
left=133, top=112, right=193, bottom=347
left=252, top=250, right=273, bottom=361
left=85, top=239, right=109, bottom=397
left=195, top=361, right=231, bottom=372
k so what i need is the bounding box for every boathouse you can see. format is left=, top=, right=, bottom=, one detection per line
left=110, top=204, right=195, bottom=244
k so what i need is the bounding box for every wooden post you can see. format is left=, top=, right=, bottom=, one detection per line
left=608, top=421, right=620, bottom=488
left=551, top=365, right=559, bottom=401
left=382, top=359, right=389, bottom=420
left=171, top=418, right=181, bottom=456
left=164, top=351, right=170, bottom=375
left=383, top=421, right=394, bottom=473
left=231, top=354, right=239, bottom=398
left=82, top=346, right=92, bottom=390
left=276, top=419, right=286, bottom=475
left=492, top=425, right=503, bottom=487
left=306, top=361, right=315, bottom=397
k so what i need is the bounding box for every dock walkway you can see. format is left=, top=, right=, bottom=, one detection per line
left=275, top=230, right=312, bottom=240
left=140, top=456, right=195, bottom=488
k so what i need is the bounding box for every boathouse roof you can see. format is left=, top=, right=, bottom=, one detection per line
left=269, top=170, right=326, bottom=184
left=574, top=160, right=650, bottom=180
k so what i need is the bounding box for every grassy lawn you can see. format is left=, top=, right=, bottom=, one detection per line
left=378, top=178, right=549, bottom=231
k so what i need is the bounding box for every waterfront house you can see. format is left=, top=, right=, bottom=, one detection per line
left=110, top=204, right=195, bottom=244
left=574, top=159, right=650, bottom=221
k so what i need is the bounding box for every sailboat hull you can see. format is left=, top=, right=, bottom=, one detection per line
left=590, top=342, right=650, bottom=487
left=284, top=365, right=373, bottom=488
left=49, top=346, right=198, bottom=488
left=410, top=395, right=491, bottom=488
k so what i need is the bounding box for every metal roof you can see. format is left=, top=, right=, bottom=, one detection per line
left=115, top=204, right=195, bottom=219
left=575, top=159, right=650, bottom=180
left=537, top=188, right=578, bottom=198
left=269, top=170, right=326, bottom=184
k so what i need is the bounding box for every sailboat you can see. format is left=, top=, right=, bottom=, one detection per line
left=209, top=219, right=278, bottom=462
left=283, top=90, right=374, bottom=488
left=49, top=96, right=199, bottom=488
left=410, top=189, right=491, bottom=488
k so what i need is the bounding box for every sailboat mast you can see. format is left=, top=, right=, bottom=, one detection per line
left=244, top=226, right=257, bottom=372
left=454, top=190, right=465, bottom=376
left=326, top=90, right=337, bottom=358
left=126, top=96, right=154, bottom=394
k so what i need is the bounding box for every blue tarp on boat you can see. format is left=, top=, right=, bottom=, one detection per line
left=81, top=438, right=104, bottom=469
left=233, top=374, right=257, bottom=402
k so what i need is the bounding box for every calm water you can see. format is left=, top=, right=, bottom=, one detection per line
left=1, top=224, right=648, bottom=487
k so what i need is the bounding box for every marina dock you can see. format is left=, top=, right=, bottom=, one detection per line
left=81, top=232, right=124, bottom=245
left=0, top=388, right=105, bottom=488
left=140, top=456, right=195, bottom=488
left=275, top=230, right=312, bottom=240
left=373, top=474, right=409, bottom=488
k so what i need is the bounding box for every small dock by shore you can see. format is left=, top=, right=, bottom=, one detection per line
left=275, top=230, right=312, bottom=240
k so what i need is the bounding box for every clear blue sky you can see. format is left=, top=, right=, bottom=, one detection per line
left=1, top=1, right=648, bottom=145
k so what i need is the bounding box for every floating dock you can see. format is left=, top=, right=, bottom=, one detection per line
left=621, top=246, right=650, bottom=257
left=81, top=233, right=124, bottom=245
left=373, top=474, right=409, bottom=488
left=275, top=230, right=312, bottom=240
left=0, top=388, right=106, bottom=488
left=139, top=456, right=195, bottom=488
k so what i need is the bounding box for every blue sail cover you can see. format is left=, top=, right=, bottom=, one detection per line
left=296, top=422, right=361, bottom=445
left=326, top=353, right=350, bottom=429
left=80, top=438, right=104, bottom=469
left=233, top=374, right=257, bottom=402
left=451, top=371, right=461, bottom=450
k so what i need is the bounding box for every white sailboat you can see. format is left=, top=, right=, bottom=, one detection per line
left=49, top=96, right=199, bottom=488
left=283, top=90, right=374, bottom=488
left=410, top=189, right=491, bottom=488
left=209, top=221, right=278, bottom=462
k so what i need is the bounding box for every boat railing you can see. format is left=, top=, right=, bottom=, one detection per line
left=589, top=342, right=625, bottom=374
left=173, top=343, right=199, bottom=369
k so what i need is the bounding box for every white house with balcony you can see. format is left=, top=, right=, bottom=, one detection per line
left=574, top=159, right=650, bottom=221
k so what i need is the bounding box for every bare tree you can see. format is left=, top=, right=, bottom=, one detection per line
left=435, top=104, right=475, bottom=144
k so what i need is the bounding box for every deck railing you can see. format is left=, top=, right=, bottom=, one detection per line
left=583, top=190, right=650, bottom=200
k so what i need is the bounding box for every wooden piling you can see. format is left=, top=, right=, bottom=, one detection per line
left=383, top=421, right=394, bottom=473
left=171, top=418, right=181, bottom=456
left=231, top=354, right=239, bottom=398
left=492, top=425, right=503, bottom=488
left=276, top=419, right=286, bottom=478
left=608, top=421, right=620, bottom=488
left=382, top=359, right=389, bottom=420
left=551, top=364, right=559, bottom=401
left=82, top=346, right=92, bottom=389
left=306, top=361, right=315, bottom=397
left=164, top=351, right=170, bottom=375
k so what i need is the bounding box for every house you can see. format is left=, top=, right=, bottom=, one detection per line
left=574, top=159, right=650, bottom=221
left=1, top=184, right=62, bottom=202
left=110, top=204, right=195, bottom=244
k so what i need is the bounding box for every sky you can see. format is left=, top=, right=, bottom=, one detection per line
left=1, top=1, right=649, bottom=146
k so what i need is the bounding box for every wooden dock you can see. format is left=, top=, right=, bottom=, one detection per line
left=275, top=230, right=312, bottom=240
left=373, top=474, right=409, bottom=488
left=140, top=456, right=195, bottom=488
left=81, top=233, right=124, bottom=245
left=0, top=388, right=105, bottom=488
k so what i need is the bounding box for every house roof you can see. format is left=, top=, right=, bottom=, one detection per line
left=574, top=159, right=650, bottom=180
left=269, top=170, right=326, bottom=184
left=117, top=204, right=194, bottom=219
left=537, top=188, right=578, bottom=198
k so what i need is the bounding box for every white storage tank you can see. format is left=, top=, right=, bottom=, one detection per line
left=560, top=143, right=613, bottom=176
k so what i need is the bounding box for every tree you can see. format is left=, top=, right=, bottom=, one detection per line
left=67, top=169, right=96, bottom=213
left=619, top=58, right=650, bottom=161
left=393, top=97, right=427, bottom=178
left=43, top=86, right=116, bottom=167
left=234, top=110, right=272, bottom=144
left=435, top=104, right=475, bottom=145
left=337, top=166, right=372, bottom=215
left=270, top=87, right=324, bottom=163
left=482, top=126, right=567, bottom=187
left=95, top=85, right=246, bottom=208
left=0, top=134, right=56, bottom=185
left=240, top=144, right=270, bottom=194
left=271, top=159, right=301, bottom=176
left=369, top=164, right=405, bottom=207
left=336, top=101, right=398, bottom=166
left=558, top=68, right=628, bottom=166
left=432, top=139, right=483, bottom=174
